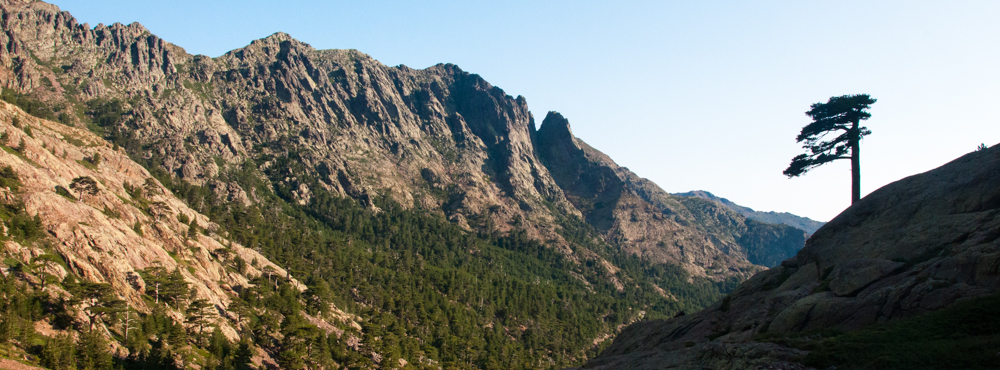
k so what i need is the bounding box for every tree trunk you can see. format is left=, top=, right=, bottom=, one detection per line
left=851, top=122, right=861, bottom=204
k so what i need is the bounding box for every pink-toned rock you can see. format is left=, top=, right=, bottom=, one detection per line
left=0, top=101, right=354, bottom=340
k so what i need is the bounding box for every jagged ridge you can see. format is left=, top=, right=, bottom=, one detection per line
left=0, top=0, right=805, bottom=281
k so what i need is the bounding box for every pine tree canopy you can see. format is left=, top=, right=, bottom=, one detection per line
left=784, top=94, right=875, bottom=177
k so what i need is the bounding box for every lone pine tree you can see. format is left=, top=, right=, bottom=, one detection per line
left=69, top=176, right=99, bottom=201
left=784, top=94, right=876, bottom=204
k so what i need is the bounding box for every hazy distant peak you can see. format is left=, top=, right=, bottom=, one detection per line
left=674, top=190, right=826, bottom=235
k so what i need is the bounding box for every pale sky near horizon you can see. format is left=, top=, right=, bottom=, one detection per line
left=52, top=0, right=1000, bottom=222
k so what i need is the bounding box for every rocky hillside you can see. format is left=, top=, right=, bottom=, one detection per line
left=0, top=0, right=806, bottom=281
left=675, top=190, right=825, bottom=235
left=0, top=100, right=724, bottom=369
left=0, top=99, right=361, bottom=368
left=579, top=143, right=1000, bottom=369
left=537, top=112, right=807, bottom=271
left=0, top=1, right=838, bottom=368
left=0, top=99, right=290, bottom=323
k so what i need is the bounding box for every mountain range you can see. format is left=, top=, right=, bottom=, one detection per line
left=673, top=191, right=825, bottom=235
left=0, top=0, right=917, bottom=369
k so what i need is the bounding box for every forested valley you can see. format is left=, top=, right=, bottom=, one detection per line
left=0, top=90, right=736, bottom=369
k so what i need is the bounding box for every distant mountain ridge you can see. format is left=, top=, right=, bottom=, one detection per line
left=675, top=190, right=825, bottom=234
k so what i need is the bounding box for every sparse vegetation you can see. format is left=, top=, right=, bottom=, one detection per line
left=54, top=185, right=77, bottom=201
left=0, top=165, right=22, bottom=191
left=1, top=87, right=57, bottom=121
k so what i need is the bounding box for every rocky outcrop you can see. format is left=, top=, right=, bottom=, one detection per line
left=675, top=190, right=826, bottom=235
left=0, top=0, right=180, bottom=95
left=205, top=35, right=578, bottom=247
left=581, top=143, right=1000, bottom=368
left=0, top=100, right=356, bottom=338
left=537, top=112, right=807, bottom=276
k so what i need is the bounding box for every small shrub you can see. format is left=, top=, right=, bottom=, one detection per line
left=65, top=136, right=86, bottom=147
left=77, top=159, right=97, bottom=170
left=102, top=205, right=120, bottom=219
left=54, top=185, right=77, bottom=201
left=187, top=220, right=199, bottom=239
left=0, top=166, right=22, bottom=191
left=232, top=256, right=247, bottom=274
left=720, top=295, right=732, bottom=312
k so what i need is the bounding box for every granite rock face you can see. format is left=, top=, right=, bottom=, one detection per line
left=581, top=143, right=1000, bottom=368
left=0, top=100, right=358, bottom=339
left=537, top=112, right=806, bottom=277
left=0, top=0, right=806, bottom=283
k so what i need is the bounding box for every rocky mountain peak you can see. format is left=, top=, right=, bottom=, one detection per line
left=0, top=0, right=53, bottom=9
left=536, top=113, right=805, bottom=278
left=537, top=111, right=574, bottom=144
left=237, top=31, right=315, bottom=60
left=258, top=31, right=297, bottom=44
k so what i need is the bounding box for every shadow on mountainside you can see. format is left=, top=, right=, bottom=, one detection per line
left=577, top=143, right=1000, bottom=370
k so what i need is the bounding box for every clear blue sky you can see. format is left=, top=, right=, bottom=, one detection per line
left=54, top=0, right=1000, bottom=221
